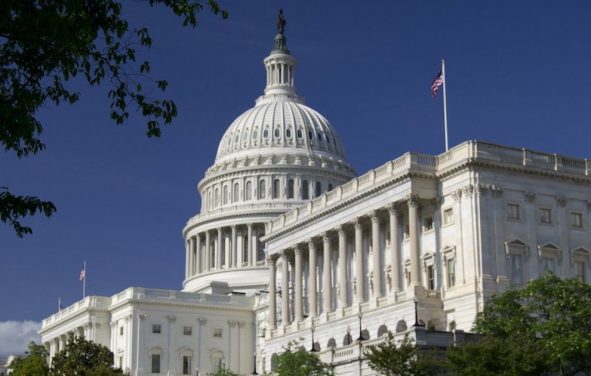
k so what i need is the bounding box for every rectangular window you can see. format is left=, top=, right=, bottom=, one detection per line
left=213, top=328, right=223, bottom=338
left=423, top=217, right=434, bottom=231
left=151, top=354, right=161, bottom=374
left=119, top=327, right=124, bottom=336
left=182, top=356, right=191, bottom=375
left=152, top=324, right=161, bottom=334
left=574, top=261, right=586, bottom=282
left=315, top=181, right=322, bottom=197
left=443, top=208, right=454, bottom=225
left=543, top=257, right=556, bottom=274
left=446, top=258, right=456, bottom=288
left=427, top=265, right=435, bottom=290
left=510, top=254, right=524, bottom=285
left=183, top=326, right=192, bottom=336
left=540, top=208, right=552, bottom=224
left=572, top=212, right=583, bottom=228
left=507, top=203, right=520, bottom=220
left=119, top=356, right=123, bottom=368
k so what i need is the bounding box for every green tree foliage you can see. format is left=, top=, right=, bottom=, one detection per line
left=364, top=333, right=439, bottom=376
left=449, top=274, right=591, bottom=376
left=0, top=0, right=227, bottom=237
left=8, top=342, right=49, bottom=376
left=272, top=341, right=333, bottom=376
left=208, top=368, right=238, bottom=376
left=50, top=335, right=124, bottom=376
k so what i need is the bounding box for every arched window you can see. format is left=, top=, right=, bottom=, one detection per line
left=245, top=181, right=252, bottom=201
left=272, top=179, right=280, bottom=199
left=222, top=186, right=228, bottom=205
left=343, top=333, right=353, bottom=346
left=302, top=180, right=309, bottom=200
left=263, top=128, right=269, bottom=139
left=377, top=325, right=389, bottom=337
left=327, top=338, right=336, bottom=349
left=233, top=183, right=239, bottom=203
left=286, top=128, right=292, bottom=138
left=287, top=179, right=294, bottom=199
left=297, top=128, right=303, bottom=139
left=274, top=128, right=280, bottom=138
left=396, top=320, right=408, bottom=333
left=259, top=180, right=266, bottom=199
left=315, top=181, right=322, bottom=197
left=328, top=183, right=333, bottom=191
left=214, top=188, right=219, bottom=207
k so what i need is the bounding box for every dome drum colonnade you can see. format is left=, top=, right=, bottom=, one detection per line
left=182, top=24, right=354, bottom=293
left=266, top=195, right=426, bottom=330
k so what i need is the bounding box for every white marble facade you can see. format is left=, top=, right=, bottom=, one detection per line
left=40, top=24, right=591, bottom=376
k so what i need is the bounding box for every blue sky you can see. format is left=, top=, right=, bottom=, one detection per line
left=1, top=0, right=590, bottom=345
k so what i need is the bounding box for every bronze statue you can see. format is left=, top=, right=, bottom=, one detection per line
left=277, top=9, right=286, bottom=34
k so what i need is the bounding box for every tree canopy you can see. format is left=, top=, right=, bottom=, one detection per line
left=8, top=342, right=50, bottom=376
left=1, top=0, right=227, bottom=237
left=272, top=341, right=333, bottom=376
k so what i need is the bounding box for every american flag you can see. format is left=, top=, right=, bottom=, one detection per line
left=431, top=71, right=444, bottom=97
left=79, top=267, right=86, bottom=281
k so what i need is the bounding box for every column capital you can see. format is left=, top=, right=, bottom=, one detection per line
left=407, top=194, right=420, bottom=207
left=266, top=255, right=276, bottom=265
left=387, top=202, right=399, bottom=215
left=337, top=225, right=346, bottom=236
left=308, top=239, right=316, bottom=250
left=139, top=314, right=146, bottom=321
left=352, top=218, right=363, bottom=230
left=322, top=232, right=331, bottom=242
left=370, top=210, right=380, bottom=223
left=228, top=320, right=237, bottom=328
left=166, top=315, right=176, bottom=323
left=294, top=246, right=303, bottom=256
left=197, top=317, right=207, bottom=325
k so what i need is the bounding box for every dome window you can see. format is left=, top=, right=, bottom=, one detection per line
left=287, top=179, right=295, bottom=199
left=245, top=181, right=252, bottom=201
left=308, top=131, right=313, bottom=140
left=272, top=179, right=280, bottom=199
left=326, top=136, right=330, bottom=144
left=317, top=132, right=323, bottom=141
left=297, top=129, right=303, bottom=139
left=259, top=180, right=266, bottom=199
left=263, top=129, right=269, bottom=139
left=286, top=128, right=292, bottom=138
left=274, top=128, right=280, bottom=138
left=223, top=185, right=229, bottom=205
left=233, top=182, right=239, bottom=202
left=252, top=127, right=259, bottom=139
left=302, top=180, right=309, bottom=200
left=315, top=181, right=322, bottom=197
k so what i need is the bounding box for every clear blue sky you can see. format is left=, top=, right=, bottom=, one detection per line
left=2, top=1, right=591, bottom=324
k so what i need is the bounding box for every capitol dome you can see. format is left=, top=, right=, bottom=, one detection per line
left=182, top=23, right=355, bottom=294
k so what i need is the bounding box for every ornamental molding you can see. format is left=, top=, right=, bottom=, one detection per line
left=556, top=196, right=567, bottom=207
left=524, top=191, right=536, bottom=203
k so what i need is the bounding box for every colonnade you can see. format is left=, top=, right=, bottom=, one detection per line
left=268, top=197, right=422, bottom=329
left=185, top=223, right=265, bottom=279
left=44, top=324, right=94, bottom=360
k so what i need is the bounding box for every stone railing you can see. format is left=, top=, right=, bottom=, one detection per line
left=41, top=296, right=111, bottom=328
left=110, top=287, right=253, bottom=307
left=185, top=202, right=294, bottom=226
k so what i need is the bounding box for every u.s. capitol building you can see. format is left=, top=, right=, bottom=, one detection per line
left=40, top=19, right=591, bottom=376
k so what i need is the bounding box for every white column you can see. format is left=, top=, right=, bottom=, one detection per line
left=409, top=196, right=421, bottom=286
left=185, top=239, right=190, bottom=279
left=188, top=237, right=195, bottom=276
left=247, top=224, right=253, bottom=266
left=308, top=240, right=318, bottom=317
left=338, top=226, right=348, bottom=308
left=231, top=225, right=237, bottom=268
left=217, top=228, right=223, bottom=269
left=389, top=204, right=401, bottom=293
left=354, top=219, right=364, bottom=303
left=195, top=234, right=201, bottom=274
left=281, top=251, right=291, bottom=326
left=371, top=211, right=382, bottom=298
left=268, top=257, right=277, bottom=329
left=323, top=233, right=332, bottom=313
left=294, top=246, right=303, bottom=322
left=205, top=231, right=211, bottom=271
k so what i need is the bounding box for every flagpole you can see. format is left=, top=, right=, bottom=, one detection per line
left=58, top=297, right=61, bottom=311
left=82, top=260, right=86, bottom=299
left=442, top=59, right=449, bottom=151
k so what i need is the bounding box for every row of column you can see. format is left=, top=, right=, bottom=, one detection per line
left=268, top=197, right=421, bottom=328
left=45, top=324, right=93, bottom=360
left=185, top=223, right=264, bottom=279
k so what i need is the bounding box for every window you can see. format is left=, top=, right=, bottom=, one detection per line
left=542, top=257, right=556, bottom=274
left=446, top=258, right=456, bottom=288
left=274, top=128, right=280, bottom=138
left=214, top=188, right=219, bottom=207
left=245, top=181, right=252, bottom=201
left=259, top=180, right=266, bottom=199
left=510, top=254, right=524, bottom=285
left=315, top=181, right=322, bottom=197
left=302, top=180, right=309, bottom=200
left=297, top=129, right=303, bottom=139
left=213, top=328, right=223, bottom=338
left=151, top=354, right=161, bottom=374
left=222, top=185, right=228, bottom=205
left=242, top=236, right=249, bottom=265
left=427, top=265, right=435, bottom=290
left=574, top=261, right=586, bottom=282
left=287, top=179, right=294, bottom=199
left=286, top=128, right=292, bottom=138
left=572, top=212, right=583, bottom=228
left=119, top=356, right=123, bottom=368
left=272, top=179, right=280, bottom=199
left=423, top=217, right=433, bottom=231
left=182, top=355, right=191, bottom=375
left=183, top=326, right=192, bottom=336
left=119, top=326, right=124, bottom=336
left=540, top=208, right=552, bottom=224
left=263, top=128, right=269, bottom=139
left=328, top=183, right=333, bottom=191
left=233, top=183, right=239, bottom=203
left=403, top=224, right=410, bottom=239
left=152, top=324, right=161, bottom=334
left=443, top=208, right=454, bottom=225
left=507, top=203, right=520, bottom=220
